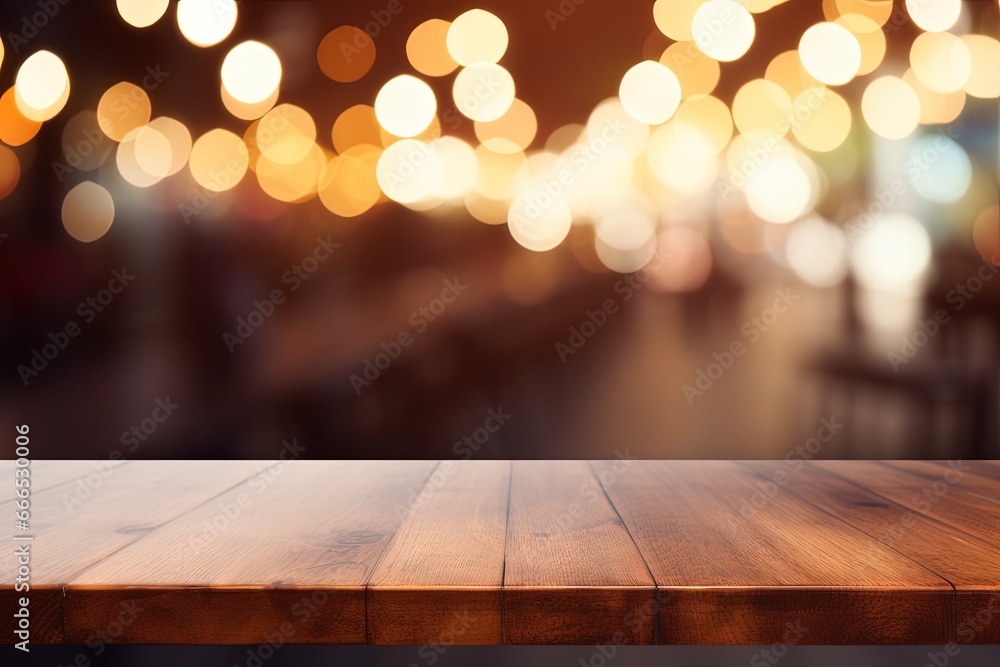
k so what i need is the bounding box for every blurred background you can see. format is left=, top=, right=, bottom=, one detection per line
left=0, top=0, right=997, bottom=462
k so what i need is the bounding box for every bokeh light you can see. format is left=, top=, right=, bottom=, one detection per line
left=903, top=69, right=965, bottom=125
left=221, top=84, right=278, bottom=121
left=835, top=13, right=885, bottom=76
left=595, top=206, right=657, bottom=273
left=745, top=0, right=786, bottom=12
left=647, top=122, right=717, bottom=195
left=117, top=126, right=164, bottom=187
left=256, top=142, right=324, bottom=203
left=318, top=26, right=376, bottom=83
left=586, top=99, right=649, bottom=160
left=465, top=190, right=510, bottom=225
left=256, top=104, right=316, bottom=165
left=850, top=213, right=932, bottom=292
left=453, top=63, right=515, bottom=122
left=222, top=41, right=282, bottom=104
left=650, top=227, right=713, bottom=292
left=785, top=215, right=848, bottom=286
left=745, top=154, right=812, bottom=223
left=546, top=124, right=585, bottom=153
left=132, top=124, right=173, bottom=179
left=790, top=87, right=852, bottom=153
left=507, top=185, right=573, bottom=252
left=732, top=79, right=792, bottom=137
left=2, top=0, right=994, bottom=289
left=447, top=9, right=508, bottom=66
left=905, top=0, right=961, bottom=33
left=798, top=22, right=861, bottom=86
left=428, top=136, right=478, bottom=199
left=176, top=0, right=237, bottom=47
left=407, top=19, right=459, bottom=77
left=619, top=60, right=681, bottom=125
left=61, top=182, right=115, bottom=242
left=376, top=139, right=444, bottom=204
left=474, top=145, right=526, bottom=201
left=475, top=98, right=537, bottom=154
left=660, top=41, right=721, bottom=98
left=692, top=0, right=756, bottom=62
left=98, top=82, right=151, bottom=142
left=332, top=105, right=383, bottom=153
left=862, top=76, right=920, bottom=140
left=189, top=128, right=249, bottom=192
left=15, top=50, right=69, bottom=121
left=766, top=50, right=820, bottom=98
left=60, top=110, right=112, bottom=171
left=652, top=0, right=704, bottom=41
left=828, top=0, right=893, bottom=26
left=907, top=134, right=971, bottom=204
left=0, top=145, right=19, bottom=200
left=0, top=87, right=42, bottom=146
left=961, top=35, right=1000, bottom=99
left=376, top=75, right=437, bottom=137
left=380, top=114, right=442, bottom=147
left=148, top=116, right=192, bottom=177
left=672, top=94, right=732, bottom=154
left=117, top=0, right=169, bottom=28
left=318, top=144, right=382, bottom=217
left=973, top=206, right=999, bottom=266
left=910, top=32, right=971, bottom=94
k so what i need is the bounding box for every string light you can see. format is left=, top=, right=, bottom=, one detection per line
left=15, top=50, right=69, bottom=121
left=8, top=1, right=984, bottom=281
left=691, top=0, right=755, bottom=62
left=177, top=0, right=237, bottom=47
left=222, top=42, right=282, bottom=105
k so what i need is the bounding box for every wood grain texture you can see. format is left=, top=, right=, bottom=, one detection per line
left=593, top=460, right=953, bottom=644
left=0, top=461, right=131, bottom=641
left=366, top=460, right=509, bottom=644
left=4, top=459, right=1000, bottom=645
left=0, top=459, right=130, bottom=504
left=65, top=461, right=438, bottom=643
left=503, top=461, right=655, bottom=644
left=0, top=460, right=262, bottom=643
left=882, top=460, right=1000, bottom=503
left=968, top=460, right=1000, bottom=480
left=818, top=461, right=1000, bottom=549
left=741, top=461, right=1000, bottom=644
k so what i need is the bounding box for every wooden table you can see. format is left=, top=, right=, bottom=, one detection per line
left=3, top=460, right=1000, bottom=645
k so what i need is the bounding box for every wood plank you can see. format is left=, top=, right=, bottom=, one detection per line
left=366, top=460, right=508, bottom=644
left=593, top=460, right=953, bottom=644
left=63, top=461, right=438, bottom=644
left=882, top=460, right=1000, bottom=503
left=818, top=461, right=1000, bottom=549
left=0, top=460, right=264, bottom=643
left=503, top=461, right=655, bottom=644
left=0, top=461, right=130, bottom=645
left=0, top=459, right=131, bottom=504
left=970, top=460, right=1000, bottom=480
left=742, top=461, right=1000, bottom=644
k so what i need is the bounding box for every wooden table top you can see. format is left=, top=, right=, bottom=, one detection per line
left=3, top=459, right=1000, bottom=645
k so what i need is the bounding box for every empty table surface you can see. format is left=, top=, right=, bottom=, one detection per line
left=2, top=459, right=999, bottom=645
